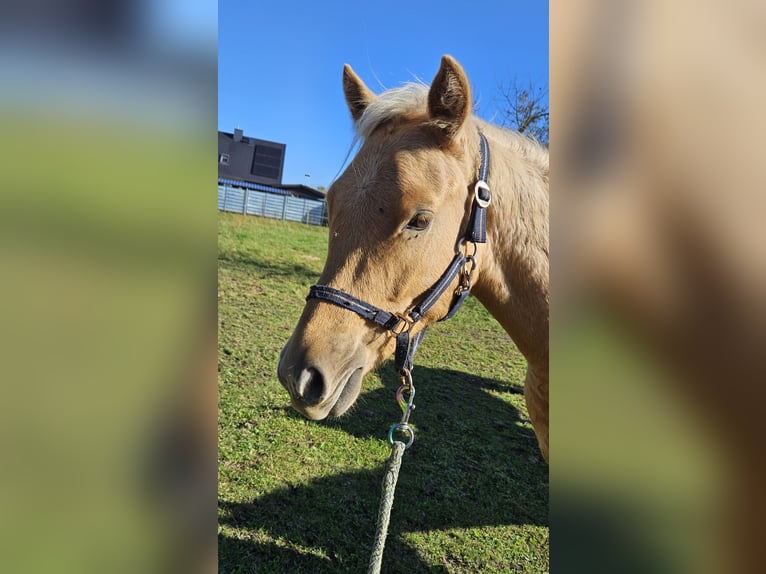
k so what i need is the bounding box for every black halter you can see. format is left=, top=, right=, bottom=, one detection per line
left=307, top=130, right=491, bottom=374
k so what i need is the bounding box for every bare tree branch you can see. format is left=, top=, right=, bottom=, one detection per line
left=496, top=78, right=549, bottom=146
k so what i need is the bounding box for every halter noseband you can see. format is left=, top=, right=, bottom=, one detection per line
left=307, top=130, right=491, bottom=374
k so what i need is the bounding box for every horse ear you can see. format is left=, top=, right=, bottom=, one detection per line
left=428, top=55, right=471, bottom=139
left=343, top=64, right=375, bottom=122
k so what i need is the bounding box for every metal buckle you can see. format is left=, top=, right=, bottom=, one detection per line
left=474, top=180, right=491, bottom=208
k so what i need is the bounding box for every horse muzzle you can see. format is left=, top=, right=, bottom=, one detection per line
left=277, top=339, right=369, bottom=419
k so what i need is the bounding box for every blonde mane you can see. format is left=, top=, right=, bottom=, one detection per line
left=477, top=119, right=549, bottom=183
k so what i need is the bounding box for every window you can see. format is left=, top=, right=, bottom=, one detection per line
left=251, top=145, right=283, bottom=180
left=219, top=153, right=230, bottom=166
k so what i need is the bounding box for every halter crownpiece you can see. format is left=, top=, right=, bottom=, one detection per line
left=307, top=129, right=491, bottom=374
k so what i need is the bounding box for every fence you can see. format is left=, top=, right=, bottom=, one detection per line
left=218, top=184, right=327, bottom=226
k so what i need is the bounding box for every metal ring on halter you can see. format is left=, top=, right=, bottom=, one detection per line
left=396, top=370, right=415, bottom=418
left=389, top=314, right=413, bottom=336
left=399, top=367, right=414, bottom=390
left=388, top=423, right=415, bottom=448
left=457, top=237, right=478, bottom=258
left=474, top=180, right=491, bottom=208
left=462, top=255, right=477, bottom=275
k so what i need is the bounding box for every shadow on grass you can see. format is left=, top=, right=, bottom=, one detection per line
left=218, top=251, right=320, bottom=284
left=219, top=365, right=548, bottom=573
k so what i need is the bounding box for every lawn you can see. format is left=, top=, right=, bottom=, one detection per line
left=218, top=212, right=549, bottom=573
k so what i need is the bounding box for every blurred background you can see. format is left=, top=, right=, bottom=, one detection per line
left=551, top=0, right=766, bottom=572
left=0, top=1, right=216, bottom=573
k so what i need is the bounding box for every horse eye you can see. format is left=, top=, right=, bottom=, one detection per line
left=405, top=212, right=432, bottom=232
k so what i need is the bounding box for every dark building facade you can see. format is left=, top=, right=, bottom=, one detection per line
left=218, top=128, right=286, bottom=185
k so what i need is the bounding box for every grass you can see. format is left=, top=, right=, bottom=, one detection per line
left=218, top=212, right=549, bottom=573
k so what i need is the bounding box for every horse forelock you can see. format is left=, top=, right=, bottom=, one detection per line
left=354, top=83, right=429, bottom=141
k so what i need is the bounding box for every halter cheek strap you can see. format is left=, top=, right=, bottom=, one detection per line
left=466, top=130, right=491, bottom=243
left=307, top=130, right=491, bottom=373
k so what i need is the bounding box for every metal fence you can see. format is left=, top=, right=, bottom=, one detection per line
left=218, top=184, right=327, bottom=226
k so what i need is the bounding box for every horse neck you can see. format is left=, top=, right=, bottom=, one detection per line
left=470, top=123, right=550, bottom=367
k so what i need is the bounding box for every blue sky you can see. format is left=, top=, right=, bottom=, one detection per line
left=219, top=1, right=548, bottom=189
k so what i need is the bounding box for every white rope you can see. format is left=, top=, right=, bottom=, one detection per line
left=367, top=440, right=406, bottom=574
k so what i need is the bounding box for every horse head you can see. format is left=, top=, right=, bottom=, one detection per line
left=278, top=56, right=484, bottom=419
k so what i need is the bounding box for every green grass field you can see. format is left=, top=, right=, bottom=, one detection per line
left=218, top=212, right=549, bottom=573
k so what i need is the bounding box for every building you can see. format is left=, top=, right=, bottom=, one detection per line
left=218, top=128, right=285, bottom=185
left=218, top=128, right=324, bottom=200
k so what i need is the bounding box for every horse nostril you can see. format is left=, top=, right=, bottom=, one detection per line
left=296, top=367, right=325, bottom=406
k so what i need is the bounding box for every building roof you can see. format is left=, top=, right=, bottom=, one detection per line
left=218, top=178, right=324, bottom=200
left=218, top=178, right=290, bottom=196
left=274, top=184, right=325, bottom=200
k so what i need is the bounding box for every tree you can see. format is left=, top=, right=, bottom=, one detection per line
left=496, top=79, right=549, bottom=146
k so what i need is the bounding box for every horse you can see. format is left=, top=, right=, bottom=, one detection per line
left=277, top=55, right=549, bottom=460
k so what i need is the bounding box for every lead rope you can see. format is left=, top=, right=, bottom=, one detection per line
left=367, top=369, right=416, bottom=574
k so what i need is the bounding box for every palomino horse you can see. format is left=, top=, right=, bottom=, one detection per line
left=277, top=55, right=549, bottom=460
